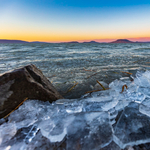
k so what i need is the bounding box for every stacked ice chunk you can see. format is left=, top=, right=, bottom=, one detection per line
left=0, top=70, right=150, bottom=150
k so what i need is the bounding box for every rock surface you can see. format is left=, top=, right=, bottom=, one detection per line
left=0, top=64, right=63, bottom=119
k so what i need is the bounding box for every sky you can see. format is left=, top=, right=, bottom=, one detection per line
left=0, top=0, right=150, bottom=42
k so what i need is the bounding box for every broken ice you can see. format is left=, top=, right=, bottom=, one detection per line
left=114, top=102, right=150, bottom=149
left=1, top=70, right=150, bottom=149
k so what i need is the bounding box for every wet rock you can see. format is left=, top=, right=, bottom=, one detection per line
left=0, top=64, right=63, bottom=119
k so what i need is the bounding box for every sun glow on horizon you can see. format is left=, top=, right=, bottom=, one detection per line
left=0, top=0, right=150, bottom=43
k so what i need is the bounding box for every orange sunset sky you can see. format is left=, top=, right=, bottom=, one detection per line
left=0, top=0, right=150, bottom=43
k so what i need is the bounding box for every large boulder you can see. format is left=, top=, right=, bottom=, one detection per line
left=0, top=64, right=63, bottom=119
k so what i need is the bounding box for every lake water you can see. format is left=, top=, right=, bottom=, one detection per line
left=0, top=43, right=150, bottom=98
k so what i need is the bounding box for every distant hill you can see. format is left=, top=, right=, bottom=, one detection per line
left=135, top=41, right=150, bottom=43
left=30, top=41, right=49, bottom=44
left=0, top=40, right=50, bottom=44
left=67, top=41, right=79, bottom=43
left=83, top=41, right=99, bottom=44
left=0, top=40, right=29, bottom=44
left=0, top=39, right=150, bottom=44
left=60, top=41, right=79, bottom=44
left=111, top=39, right=134, bottom=43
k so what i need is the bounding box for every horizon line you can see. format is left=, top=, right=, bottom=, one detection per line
left=1, top=37, right=150, bottom=43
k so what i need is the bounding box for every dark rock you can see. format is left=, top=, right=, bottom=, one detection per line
left=0, top=64, right=63, bottom=119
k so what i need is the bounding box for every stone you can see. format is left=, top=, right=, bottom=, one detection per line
left=0, top=64, right=63, bottom=119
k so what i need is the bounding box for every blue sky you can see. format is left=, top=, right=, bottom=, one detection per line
left=0, top=0, right=150, bottom=42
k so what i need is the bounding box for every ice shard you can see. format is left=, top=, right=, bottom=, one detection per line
left=113, top=102, right=150, bottom=149
left=66, top=112, right=113, bottom=150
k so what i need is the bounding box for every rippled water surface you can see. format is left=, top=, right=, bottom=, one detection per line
left=0, top=43, right=150, bottom=98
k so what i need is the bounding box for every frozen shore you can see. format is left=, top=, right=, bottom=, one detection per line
left=0, top=65, right=150, bottom=149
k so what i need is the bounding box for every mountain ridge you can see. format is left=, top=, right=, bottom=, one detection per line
left=0, top=40, right=29, bottom=44
left=0, top=39, right=150, bottom=44
left=110, top=39, right=134, bottom=43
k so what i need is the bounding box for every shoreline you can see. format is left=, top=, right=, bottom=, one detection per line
left=53, top=67, right=145, bottom=99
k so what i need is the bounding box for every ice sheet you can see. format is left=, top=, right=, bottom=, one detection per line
left=1, top=70, right=150, bottom=149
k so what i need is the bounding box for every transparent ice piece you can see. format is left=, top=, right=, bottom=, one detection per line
left=8, top=100, right=46, bottom=128
left=101, top=141, right=121, bottom=150
left=101, top=98, right=118, bottom=111
left=66, top=112, right=113, bottom=150
left=114, top=99, right=131, bottom=111
left=0, top=123, right=16, bottom=145
left=114, top=102, right=150, bottom=149
left=65, top=101, right=83, bottom=114
left=134, top=70, right=150, bottom=88
left=139, top=104, right=150, bottom=118
left=24, top=125, right=39, bottom=144
left=39, top=115, right=75, bottom=143
left=138, top=87, right=150, bottom=97
left=139, top=98, right=150, bottom=117
left=125, top=91, right=145, bottom=103
left=109, top=79, right=126, bottom=93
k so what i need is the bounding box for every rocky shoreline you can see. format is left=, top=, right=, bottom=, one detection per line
left=0, top=64, right=63, bottom=119
left=0, top=64, right=150, bottom=150
left=0, top=64, right=135, bottom=119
